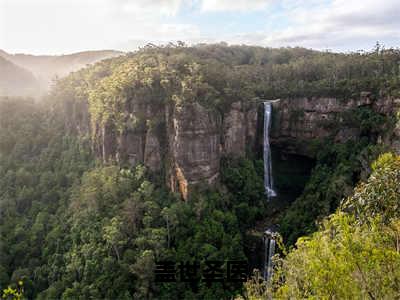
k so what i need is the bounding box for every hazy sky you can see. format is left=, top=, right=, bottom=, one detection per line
left=1, top=0, right=399, bottom=55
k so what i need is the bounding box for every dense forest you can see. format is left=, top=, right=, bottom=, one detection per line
left=1, top=43, right=400, bottom=299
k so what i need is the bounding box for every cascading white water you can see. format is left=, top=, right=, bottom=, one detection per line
left=263, top=102, right=276, bottom=198
left=263, top=230, right=276, bottom=282
left=263, top=103, right=277, bottom=282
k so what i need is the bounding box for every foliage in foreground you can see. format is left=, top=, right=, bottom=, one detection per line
left=1, top=281, right=24, bottom=300
left=243, top=153, right=400, bottom=299
left=279, top=106, right=388, bottom=245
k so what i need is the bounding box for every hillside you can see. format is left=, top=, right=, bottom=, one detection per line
left=0, top=49, right=123, bottom=94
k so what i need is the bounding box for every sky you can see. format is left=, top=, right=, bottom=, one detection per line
left=1, top=0, right=399, bottom=55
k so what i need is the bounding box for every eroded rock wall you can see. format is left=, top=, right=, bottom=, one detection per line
left=167, top=102, right=220, bottom=199
left=65, top=92, right=400, bottom=198
left=93, top=99, right=260, bottom=199
left=270, top=93, right=400, bottom=156
left=222, top=101, right=260, bottom=157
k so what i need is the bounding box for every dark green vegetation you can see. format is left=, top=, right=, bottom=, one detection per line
left=0, top=98, right=265, bottom=299
left=52, top=43, right=400, bottom=129
left=270, top=149, right=315, bottom=210
left=279, top=106, right=389, bottom=245
left=1, top=44, right=400, bottom=299
left=243, top=153, right=400, bottom=299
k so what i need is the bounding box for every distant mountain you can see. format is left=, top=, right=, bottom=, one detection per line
left=0, top=49, right=123, bottom=95
left=0, top=55, right=40, bottom=97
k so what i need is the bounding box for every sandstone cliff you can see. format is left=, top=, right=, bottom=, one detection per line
left=64, top=92, right=400, bottom=199
left=271, top=93, right=400, bottom=156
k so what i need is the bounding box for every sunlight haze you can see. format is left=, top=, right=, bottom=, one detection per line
left=1, top=0, right=400, bottom=54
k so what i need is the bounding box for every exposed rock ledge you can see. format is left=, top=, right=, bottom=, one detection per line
left=65, top=92, right=400, bottom=199
left=270, top=94, right=400, bottom=156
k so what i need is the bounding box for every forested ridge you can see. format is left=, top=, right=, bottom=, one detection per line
left=1, top=43, right=400, bottom=299
left=52, top=43, right=400, bottom=121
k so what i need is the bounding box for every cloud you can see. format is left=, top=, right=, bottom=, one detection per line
left=261, top=0, right=400, bottom=50
left=108, top=0, right=185, bottom=17
left=2, top=0, right=400, bottom=54
left=103, top=0, right=201, bottom=49
left=192, top=0, right=400, bottom=52
left=109, top=0, right=272, bottom=16
left=201, top=0, right=271, bottom=12
left=0, top=0, right=197, bottom=54
left=1, top=0, right=113, bottom=54
left=115, top=23, right=201, bottom=50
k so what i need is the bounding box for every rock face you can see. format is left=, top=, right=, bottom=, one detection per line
left=66, top=92, right=400, bottom=198
left=65, top=98, right=259, bottom=199
left=166, top=101, right=260, bottom=199
left=167, top=102, right=220, bottom=200
left=144, top=128, right=162, bottom=172
left=88, top=100, right=165, bottom=170
left=270, top=94, right=400, bottom=156
left=245, top=105, right=259, bottom=153
left=223, top=102, right=246, bottom=156
left=222, top=101, right=260, bottom=157
left=270, top=97, right=360, bottom=156
left=375, top=97, right=400, bottom=154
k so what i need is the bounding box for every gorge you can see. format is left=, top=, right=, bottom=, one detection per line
left=53, top=45, right=400, bottom=206
left=63, top=92, right=400, bottom=200
left=2, top=44, right=400, bottom=299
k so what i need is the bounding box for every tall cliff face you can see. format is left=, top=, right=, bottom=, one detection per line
left=270, top=94, right=400, bottom=156
left=167, top=102, right=220, bottom=199
left=52, top=44, right=400, bottom=200
left=76, top=93, right=166, bottom=171
left=66, top=97, right=260, bottom=199
left=166, top=101, right=260, bottom=199
left=222, top=101, right=259, bottom=157
left=65, top=92, right=400, bottom=199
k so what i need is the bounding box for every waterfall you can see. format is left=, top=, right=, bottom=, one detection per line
left=263, top=230, right=276, bottom=282
left=263, top=102, right=276, bottom=198
left=262, top=102, right=278, bottom=283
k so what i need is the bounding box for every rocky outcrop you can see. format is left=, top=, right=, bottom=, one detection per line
left=165, top=100, right=261, bottom=199
left=144, top=128, right=162, bottom=172
left=66, top=91, right=400, bottom=198
left=270, top=97, right=357, bottom=156
left=223, top=102, right=246, bottom=156
left=89, top=100, right=166, bottom=169
left=391, top=121, right=400, bottom=154
left=167, top=102, right=220, bottom=200
left=374, top=97, right=400, bottom=154
left=118, top=128, right=145, bottom=166
left=222, top=101, right=260, bottom=157
left=245, top=104, right=259, bottom=153
left=270, top=94, right=400, bottom=156
left=78, top=99, right=260, bottom=199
